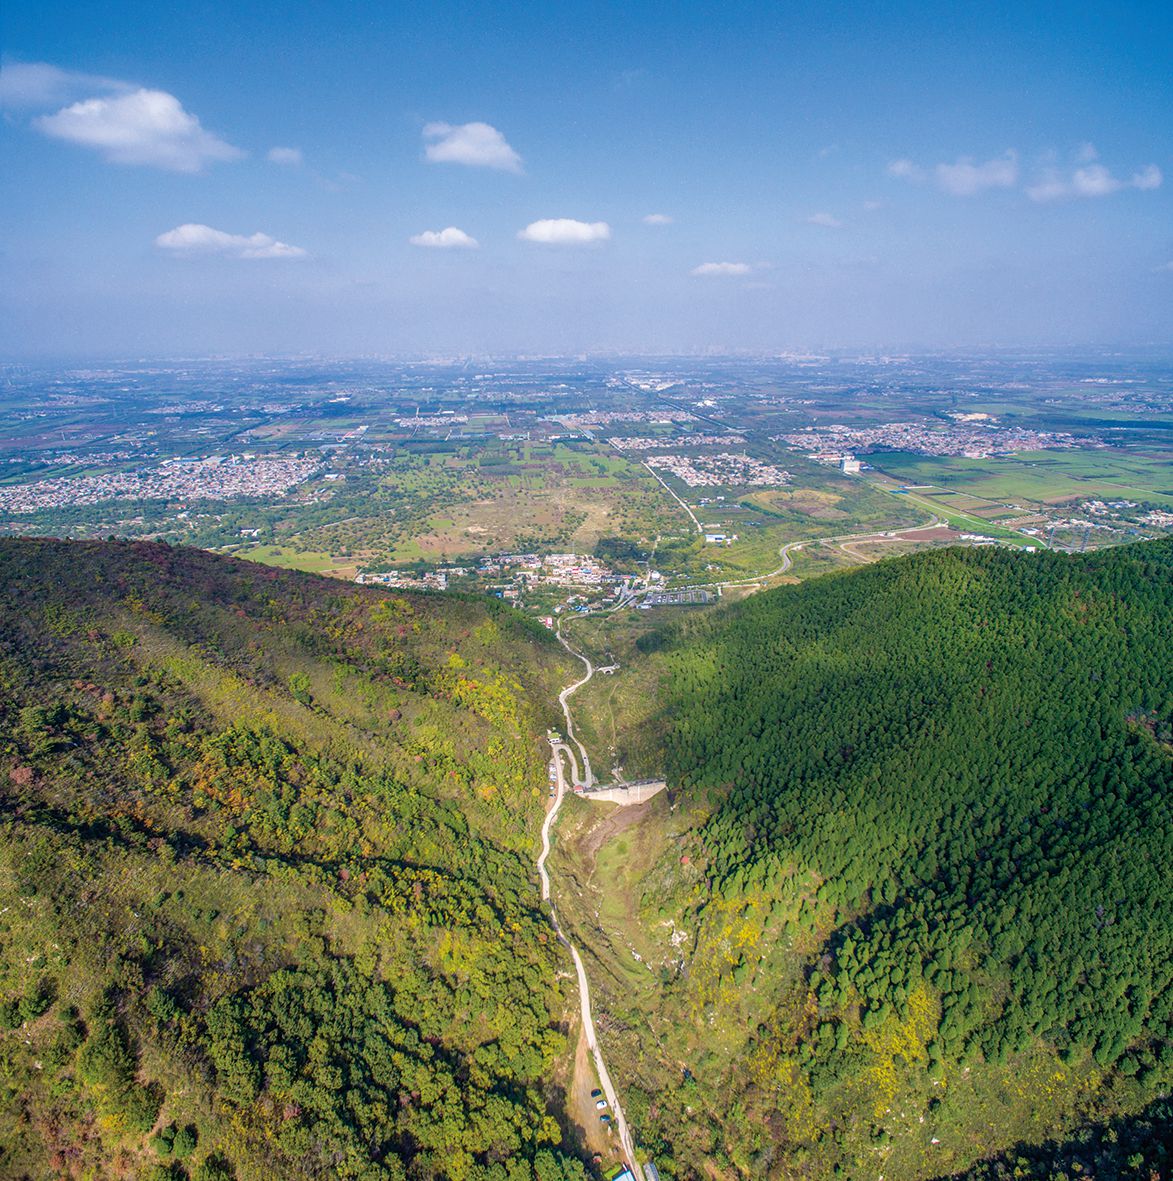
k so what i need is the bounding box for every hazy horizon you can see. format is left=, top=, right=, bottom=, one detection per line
left=6, top=345, right=1173, bottom=367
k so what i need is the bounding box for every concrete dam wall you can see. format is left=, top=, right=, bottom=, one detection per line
left=583, top=780, right=668, bottom=806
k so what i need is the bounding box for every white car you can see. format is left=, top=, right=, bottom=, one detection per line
left=595, top=1098, right=607, bottom=1110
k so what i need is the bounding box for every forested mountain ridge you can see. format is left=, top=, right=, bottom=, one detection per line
left=559, top=540, right=1173, bottom=1179
left=0, top=538, right=586, bottom=1181
left=4, top=534, right=1172, bottom=1181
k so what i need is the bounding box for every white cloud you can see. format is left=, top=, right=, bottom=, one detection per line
left=1072, top=163, right=1124, bottom=197
left=423, top=121, right=521, bottom=172
left=35, top=88, right=242, bottom=172
left=691, top=261, right=751, bottom=277
left=409, top=226, right=478, bottom=249
left=517, top=218, right=610, bottom=244
left=890, top=151, right=1018, bottom=196
left=887, top=158, right=923, bottom=180
left=1027, top=161, right=1162, bottom=202
left=0, top=61, right=129, bottom=109
left=862, top=200, right=883, bottom=212
left=614, top=67, right=648, bottom=90
left=1072, top=171, right=1110, bottom=198
left=896, top=145, right=1162, bottom=203
left=1156, top=261, right=1173, bottom=273
left=934, top=151, right=1018, bottom=196
left=643, top=213, right=673, bottom=225
left=267, top=146, right=303, bottom=166
left=1132, top=164, right=1162, bottom=191
left=806, top=211, right=842, bottom=228
left=155, top=223, right=306, bottom=260
left=1024, top=171, right=1070, bottom=203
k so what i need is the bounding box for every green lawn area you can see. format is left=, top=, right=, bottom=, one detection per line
left=237, top=545, right=347, bottom=573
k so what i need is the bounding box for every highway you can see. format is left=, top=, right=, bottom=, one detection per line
left=537, top=644, right=638, bottom=1170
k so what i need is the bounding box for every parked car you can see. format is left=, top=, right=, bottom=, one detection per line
left=595, top=1098, right=607, bottom=1110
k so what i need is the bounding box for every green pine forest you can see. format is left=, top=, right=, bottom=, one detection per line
left=2, top=535, right=1172, bottom=1180
left=556, top=539, right=1172, bottom=1180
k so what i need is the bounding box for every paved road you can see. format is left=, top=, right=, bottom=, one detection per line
left=537, top=676, right=637, bottom=1168
left=639, top=459, right=703, bottom=535
left=555, top=624, right=596, bottom=789
left=670, top=515, right=943, bottom=594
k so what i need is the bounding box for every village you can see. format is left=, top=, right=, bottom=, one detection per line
left=0, top=452, right=321, bottom=513
left=642, top=451, right=792, bottom=487
left=546, top=408, right=698, bottom=430
left=776, top=420, right=1101, bottom=459
left=356, top=550, right=638, bottom=613
left=607, top=433, right=745, bottom=451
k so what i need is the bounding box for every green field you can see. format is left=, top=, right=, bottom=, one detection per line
left=876, top=488, right=1041, bottom=547
left=236, top=544, right=352, bottom=574
left=868, top=448, right=1173, bottom=508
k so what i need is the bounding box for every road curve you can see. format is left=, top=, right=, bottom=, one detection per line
left=671, top=514, right=944, bottom=594
left=537, top=685, right=637, bottom=1166
left=555, top=624, right=596, bottom=789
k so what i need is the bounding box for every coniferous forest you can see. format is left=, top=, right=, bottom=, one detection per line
left=604, top=539, right=1173, bottom=1177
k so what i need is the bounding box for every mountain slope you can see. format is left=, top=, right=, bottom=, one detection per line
left=6, top=535, right=1172, bottom=1180
left=0, top=538, right=584, bottom=1181
left=557, top=540, right=1173, bottom=1179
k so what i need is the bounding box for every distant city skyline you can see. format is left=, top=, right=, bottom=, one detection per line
left=2, top=1, right=1171, bottom=357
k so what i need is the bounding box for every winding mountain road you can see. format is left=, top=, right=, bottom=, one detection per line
left=537, top=638, right=637, bottom=1169
left=533, top=508, right=945, bottom=1175
left=555, top=624, right=596, bottom=789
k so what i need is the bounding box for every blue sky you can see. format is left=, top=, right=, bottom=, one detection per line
left=1, top=0, right=1170, bottom=357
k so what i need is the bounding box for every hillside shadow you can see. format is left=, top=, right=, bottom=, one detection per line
left=929, top=1095, right=1173, bottom=1180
